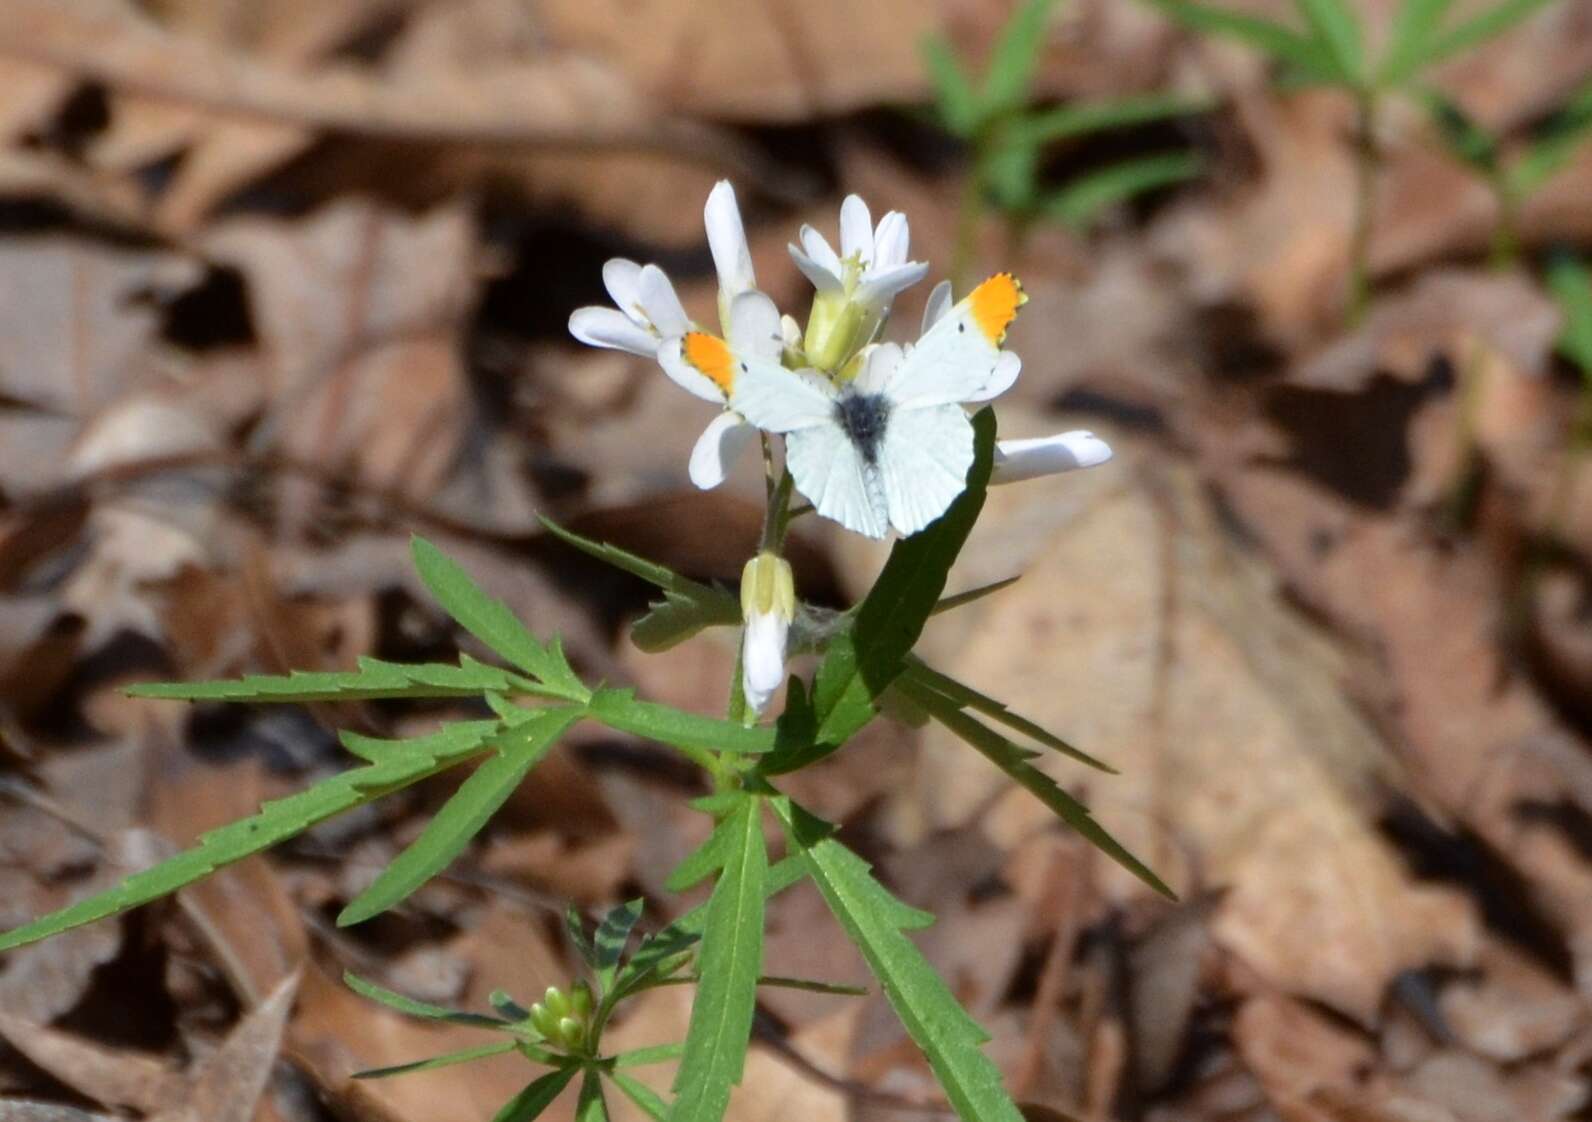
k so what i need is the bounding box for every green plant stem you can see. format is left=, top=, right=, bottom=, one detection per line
left=1348, top=90, right=1381, bottom=324
left=951, top=151, right=986, bottom=293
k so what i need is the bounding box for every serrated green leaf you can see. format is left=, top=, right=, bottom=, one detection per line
left=0, top=721, right=504, bottom=952
left=668, top=798, right=767, bottom=1122
left=1379, top=0, right=1455, bottom=86
left=1041, top=151, right=1204, bottom=229
left=610, top=1072, right=670, bottom=1121
left=772, top=797, right=1022, bottom=1122
left=762, top=410, right=997, bottom=775
left=1142, top=0, right=1343, bottom=81
left=613, top=1043, right=686, bottom=1068
left=898, top=679, right=1174, bottom=899
left=980, top=0, right=1058, bottom=117
left=588, top=689, right=773, bottom=755
left=595, top=898, right=645, bottom=991
left=1420, top=0, right=1555, bottom=67
left=1549, top=254, right=1592, bottom=376
left=922, top=35, right=982, bottom=136
left=576, top=1069, right=610, bottom=1122
left=339, top=708, right=582, bottom=925
left=1291, top=0, right=1363, bottom=83
left=901, top=658, right=1114, bottom=772
left=352, top=1040, right=519, bottom=1079
left=1012, top=91, right=1216, bottom=147
left=931, top=576, right=1020, bottom=616
left=128, top=657, right=517, bottom=704
left=494, top=1066, right=580, bottom=1122
left=343, top=971, right=515, bottom=1028
left=412, top=536, right=587, bottom=700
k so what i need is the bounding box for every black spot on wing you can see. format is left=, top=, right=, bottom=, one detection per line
left=834, top=391, right=891, bottom=467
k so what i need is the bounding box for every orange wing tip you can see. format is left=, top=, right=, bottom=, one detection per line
left=969, top=273, right=1025, bottom=346
left=682, top=332, right=735, bottom=394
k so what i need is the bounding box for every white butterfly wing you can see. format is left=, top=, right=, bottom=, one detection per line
left=787, top=425, right=889, bottom=539
left=723, top=351, right=836, bottom=433
left=881, top=273, right=1025, bottom=409
left=878, top=404, right=975, bottom=537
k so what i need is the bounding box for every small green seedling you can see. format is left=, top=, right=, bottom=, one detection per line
left=923, top=0, right=1211, bottom=281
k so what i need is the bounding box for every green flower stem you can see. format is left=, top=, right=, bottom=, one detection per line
left=1348, top=90, right=1381, bottom=325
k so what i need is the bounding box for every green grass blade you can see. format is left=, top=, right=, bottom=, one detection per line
left=412, top=536, right=587, bottom=699
left=128, top=657, right=517, bottom=703
left=1378, top=0, right=1455, bottom=85
left=1291, top=0, right=1363, bottom=82
left=922, top=35, right=982, bottom=136
left=576, top=1069, right=610, bottom=1122
left=981, top=0, right=1058, bottom=117
left=594, top=898, right=646, bottom=991
left=668, top=797, right=768, bottom=1122
left=1421, top=0, right=1556, bottom=68
left=1549, top=254, right=1592, bottom=375
left=898, top=680, right=1173, bottom=898
left=1013, top=91, right=1216, bottom=146
left=338, top=709, right=582, bottom=925
left=588, top=689, right=773, bottom=754
left=1141, top=0, right=1344, bottom=80
left=494, top=1066, right=580, bottom=1122
left=343, top=971, right=515, bottom=1029
left=772, top=797, right=1023, bottom=1122
left=1041, top=151, right=1204, bottom=229
left=901, top=658, right=1115, bottom=772
left=610, top=1072, right=670, bottom=1121
left=0, top=721, right=503, bottom=952
left=353, top=1040, right=518, bottom=1079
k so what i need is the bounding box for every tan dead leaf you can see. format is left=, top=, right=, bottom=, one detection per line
left=1392, top=1049, right=1588, bottom=1122
left=907, top=434, right=1478, bottom=1022
left=1234, top=994, right=1375, bottom=1110
left=0, top=1104, right=120, bottom=1121
left=0, top=60, right=74, bottom=147
left=1440, top=943, right=1585, bottom=1062
left=0, top=1013, right=180, bottom=1112
left=148, top=971, right=299, bottom=1122
left=537, top=0, right=940, bottom=121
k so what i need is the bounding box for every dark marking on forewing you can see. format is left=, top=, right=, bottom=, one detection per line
left=835, top=391, right=891, bottom=467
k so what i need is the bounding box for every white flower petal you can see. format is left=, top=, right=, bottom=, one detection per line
left=728, top=290, right=784, bottom=359
left=855, top=260, right=929, bottom=309
left=839, top=195, right=874, bottom=263
left=853, top=342, right=905, bottom=394
left=780, top=314, right=803, bottom=352
left=637, top=264, right=690, bottom=338
left=991, top=431, right=1114, bottom=485
left=659, top=337, right=731, bottom=403
left=741, top=609, right=789, bottom=715
left=799, top=224, right=842, bottom=276
left=705, top=180, right=755, bottom=299
left=689, top=411, right=757, bottom=490
left=601, top=258, right=644, bottom=317
left=788, top=243, right=843, bottom=292
left=872, top=211, right=910, bottom=269
left=921, top=279, right=953, bottom=334
left=569, top=306, right=657, bottom=356
left=966, top=350, right=1021, bottom=402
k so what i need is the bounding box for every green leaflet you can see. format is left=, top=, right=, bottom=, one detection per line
left=353, top=1040, right=519, bottom=1079
left=1141, top=0, right=1343, bottom=82
left=1420, top=0, right=1556, bottom=69
left=1379, top=0, right=1456, bottom=85
left=901, top=657, right=1115, bottom=772
left=1549, top=254, right=1592, bottom=376
left=897, top=678, right=1174, bottom=899
left=493, top=1066, right=580, bottom=1122
left=412, top=537, right=587, bottom=700
left=610, top=1072, right=670, bottom=1121
left=1291, top=0, right=1363, bottom=82
left=0, top=721, right=504, bottom=952
left=1513, top=80, right=1592, bottom=196
left=762, top=410, right=997, bottom=775
left=343, top=971, right=517, bottom=1029
left=128, top=656, right=519, bottom=703
left=338, top=708, right=583, bottom=925
left=1012, top=91, right=1216, bottom=147
left=612, top=1043, right=686, bottom=1068
left=538, top=517, right=741, bottom=654
left=980, top=0, right=1058, bottom=118
left=1041, top=151, right=1205, bottom=229
left=930, top=576, right=1020, bottom=616
left=772, top=797, right=1022, bottom=1122
left=588, top=689, right=773, bottom=755
left=668, top=797, right=768, bottom=1122
left=594, top=898, right=645, bottom=992
left=922, top=35, right=980, bottom=137
left=576, top=1069, right=610, bottom=1122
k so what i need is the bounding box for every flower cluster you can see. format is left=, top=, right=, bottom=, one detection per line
left=569, top=181, right=1113, bottom=710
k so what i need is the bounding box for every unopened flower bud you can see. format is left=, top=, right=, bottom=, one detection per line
left=543, top=986, right=570, bottom=1019
left=740, top=552, right=796, bottom=716
left=990, top=431, right=1113, bottom=486
left=557, top=1016, right=585, bottom=1049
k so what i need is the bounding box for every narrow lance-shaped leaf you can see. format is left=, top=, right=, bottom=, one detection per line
left=412, top=536, right=587, bottom=700
left=1012, top=91, right=1216, bottom=147
left=353, top=1040, right=518, bottom=1080
left=594, top=898, right=645, bottom=992
left=1291, top=0, right=1364, bottom=83
left=576, top=1069, right=610, bottom=1122
left=494, top=1066, right=581, bottom=1122
left=128, top=656, right=520, bottom=703
left=1141, top=0, right=1344, bottom=82
left=1421, top=0, right=1556, bottom=68
left=343, top=971, right=516, bottom=1029
left=921, top=35, right=981, bottom=137
left=611, top=1072, right=670, bottom=1121
left=897, top=678, right=1174, bottom=899
left=588, top=689, right=774, bottom=755
left=980, top=0, right=1058, bottom=117
left=1041, top=151, right=1204, bottom=230
left=1378, top=0, right=1456, bottom=86
left=0, top=721, right=504, bottom=952
left=1549, top=253, right=1592, bottom=375
left=338, top=708, right=583, bottom=926
left=772, top=797, right=1023, bottom=1122
left=1511, top=79, right=1592, bottom=196
left=668, top=797, right=768, bottom=1122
